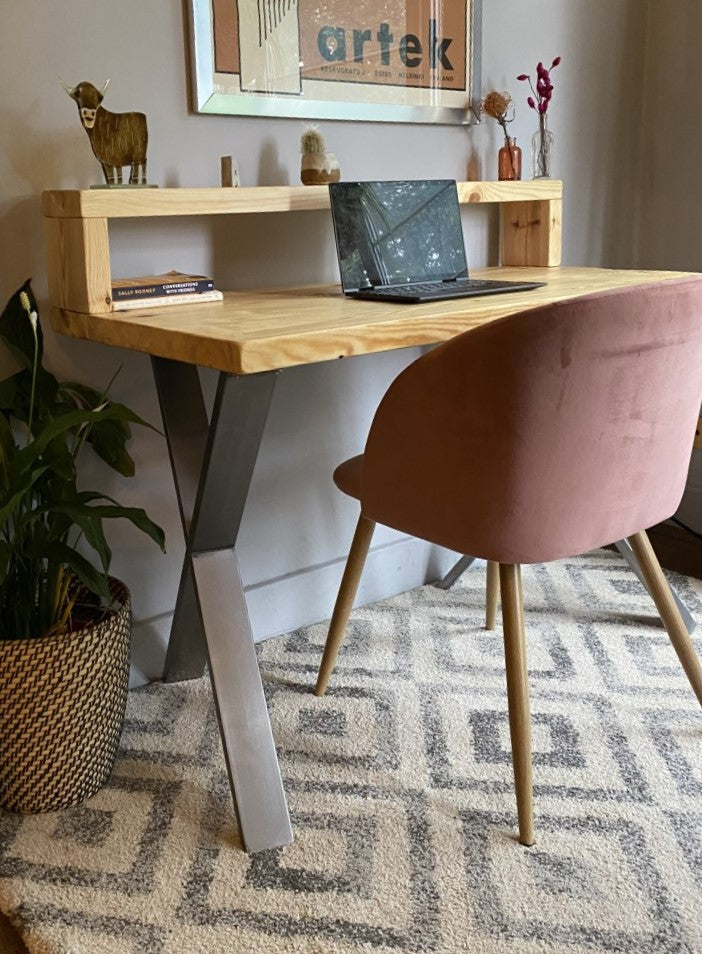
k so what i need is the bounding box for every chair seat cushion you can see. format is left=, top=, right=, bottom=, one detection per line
left=333, top=454, right=364, bottom=500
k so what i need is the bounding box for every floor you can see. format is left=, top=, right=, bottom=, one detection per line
left=0, top=529, right=698, bottom=954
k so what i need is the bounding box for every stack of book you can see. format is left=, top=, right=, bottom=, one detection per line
left=111, top=271, right=223, bottom=310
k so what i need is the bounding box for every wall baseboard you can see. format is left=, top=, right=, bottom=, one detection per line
left=129, top=537, right=462, bottom=688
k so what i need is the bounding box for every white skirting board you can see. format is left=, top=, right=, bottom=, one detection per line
left=128, top=538, right=463, bottom=689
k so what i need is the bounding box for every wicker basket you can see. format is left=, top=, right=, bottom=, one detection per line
left=0, top=579, right=131, bottom=813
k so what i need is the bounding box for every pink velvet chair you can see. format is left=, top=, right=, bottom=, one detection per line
left=315, top=277, right=702, bottom=846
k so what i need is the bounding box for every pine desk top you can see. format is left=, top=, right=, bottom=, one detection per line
left=49, top=267, right=693, bottom=376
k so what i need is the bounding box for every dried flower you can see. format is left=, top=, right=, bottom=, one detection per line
left=518, top=56, right=561, bottom=177
left=481, top=91, right=512, bottom=125
left=517, top=56, right=561, bottom=115
left=480, top=90, right=518, bottom=178
left=480, top=91, right=516, bottom=147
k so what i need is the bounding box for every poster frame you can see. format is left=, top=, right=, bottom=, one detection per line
left=188, top=0, right=482, bottom=125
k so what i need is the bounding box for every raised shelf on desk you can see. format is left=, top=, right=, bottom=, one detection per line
left=42, top=181, right=563, bottom=316
left=41, top=180, right=562, bottom=219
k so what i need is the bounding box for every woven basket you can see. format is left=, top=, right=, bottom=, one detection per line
left=0, top=578, right=131, bottom=813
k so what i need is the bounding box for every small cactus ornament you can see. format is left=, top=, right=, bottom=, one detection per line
left=300, top=125, right=341, bottom=185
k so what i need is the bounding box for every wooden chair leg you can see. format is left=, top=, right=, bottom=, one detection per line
left=628, top=530, right=702, bottom=708
left=486, top=560, right=499, bottom=630
left=315, top=513, right=376, bottom=697
left=499, top=562, right=535, bottom=846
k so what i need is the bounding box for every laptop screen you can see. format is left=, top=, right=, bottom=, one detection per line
left=329, top=180, right=468, bottom=293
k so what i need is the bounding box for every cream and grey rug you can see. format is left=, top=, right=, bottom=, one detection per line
left=1, top=550, right=701, bottom=954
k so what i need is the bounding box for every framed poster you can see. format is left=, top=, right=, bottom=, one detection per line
left=189, top=0, right=481, bottom=124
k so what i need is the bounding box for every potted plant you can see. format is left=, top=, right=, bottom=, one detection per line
left=0, top=279, right=165, bottom=813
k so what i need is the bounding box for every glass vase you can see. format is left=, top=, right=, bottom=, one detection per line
left=498, top=138, right=522, bottom=181
left=531, top=116, right=554, bottom=178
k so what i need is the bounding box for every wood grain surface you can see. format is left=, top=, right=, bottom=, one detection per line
left=49, top=267, right=693, bottom=375
left=42, top=181, right=563, bottom=219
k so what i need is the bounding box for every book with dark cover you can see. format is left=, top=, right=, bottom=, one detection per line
left=111, top=270, right=215, bottom=301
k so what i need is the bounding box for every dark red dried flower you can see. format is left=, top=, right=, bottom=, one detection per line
left=518, top=55, right=561, bottom=114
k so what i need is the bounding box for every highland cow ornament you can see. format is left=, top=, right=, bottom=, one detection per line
left=61, top=79, right=149, bottom=186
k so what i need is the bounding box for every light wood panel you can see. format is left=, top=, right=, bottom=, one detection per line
left=500, top=198, right=562, bottom=267
left=44, top=217, right=112, bottom=314
left=499, top=562, right=534, bottom=846
left=628, top=531, right=702, bottom=707
left=457, top=180, right=561, bottom=205
left=42, top=181, right=563, bottom=219
left=42, top=182, right=566, bottom=315
left=48, top=267, right=694, bottom=376
left=315, top=514, right=376, bottom=697
left=486, top=560, right=499, bottom=630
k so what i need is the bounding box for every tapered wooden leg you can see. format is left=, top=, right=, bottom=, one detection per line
left=628, top=530, right=702, bottom=707
left=486, top=561, right=499, bottom=630
left=499, top=563, right=535, bottom=846
left=315, top=513, right=376, bottom=697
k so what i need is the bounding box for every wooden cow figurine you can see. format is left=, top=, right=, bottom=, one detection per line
left=61, top=79, right=148, bottom=185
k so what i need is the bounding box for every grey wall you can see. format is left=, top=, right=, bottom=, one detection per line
left=637, top=0, right=702, bottom=532
left=0, top=0, right=649, bottom=683
left=638, top=0, right=702, bottom=272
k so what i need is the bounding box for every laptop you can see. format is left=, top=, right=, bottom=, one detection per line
left=328, top=179, right=545, bottom=303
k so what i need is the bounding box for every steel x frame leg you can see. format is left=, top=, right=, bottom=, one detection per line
left=434, top=554, right=476, bottom=590
left=152, top=357, right=293, bottom=854
left=614, top=538, right=696, bottom=634
left=437, top=543, right=696, bottom=635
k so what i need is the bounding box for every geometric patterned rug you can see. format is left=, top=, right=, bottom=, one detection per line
left=0, top=549, right=701, bottom=954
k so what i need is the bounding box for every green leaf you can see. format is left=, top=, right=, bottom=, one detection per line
left=56, top=382, right=141, bottom=475
left=74, top=503, right=166, bottom=552
left=43, top=498, right=165, bottom=554
left=12, top=405, right=149, bottom=479
left=40, top=434, right=77, bottom=483
left=0, top=412, right=15, bottom=476
left=82, top=417, right=136, bottom=476
left=43, top=502, right=112, bottom=572
left=0, top=464, right=49, bottom=529
left=0, top=281, right=165, bottom=611
left=0, top=373, right=20, bottom=411
left=26, top=539, right=110, bottom=601
left=0, top=541, right=10, bottom=586
left=0, top=368, right=60, bottom=431
left=0, top=280, right=43, bottom=370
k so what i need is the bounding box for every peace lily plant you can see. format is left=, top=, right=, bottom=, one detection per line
left=0, top=280, right=165, bottom=640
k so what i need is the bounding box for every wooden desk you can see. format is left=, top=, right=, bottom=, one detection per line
left=42, top=182, right=693, bottom=853
left=45, top=264, right=694, bottom=854
left=49, top=265, right=690, bottom=373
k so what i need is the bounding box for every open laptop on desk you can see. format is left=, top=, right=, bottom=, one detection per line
left=329, top=179, right=545, bottom=303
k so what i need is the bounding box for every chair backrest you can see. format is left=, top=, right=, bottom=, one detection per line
left=360, top=278, right=702, bottom=564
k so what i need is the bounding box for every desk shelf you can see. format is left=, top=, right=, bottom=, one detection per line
left=42, top=181, right=563, bottom=315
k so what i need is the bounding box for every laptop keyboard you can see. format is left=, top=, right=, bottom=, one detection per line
left=361, top=279, right=511, bottom=298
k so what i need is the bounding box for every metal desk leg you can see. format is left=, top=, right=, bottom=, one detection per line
left=435, top=554, right=476, bottom=590
left=153, top=360, right=292, bottom=853
left=152, top=358, right=209, bottom=680
left=614, top=538, right=696, bottom=634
